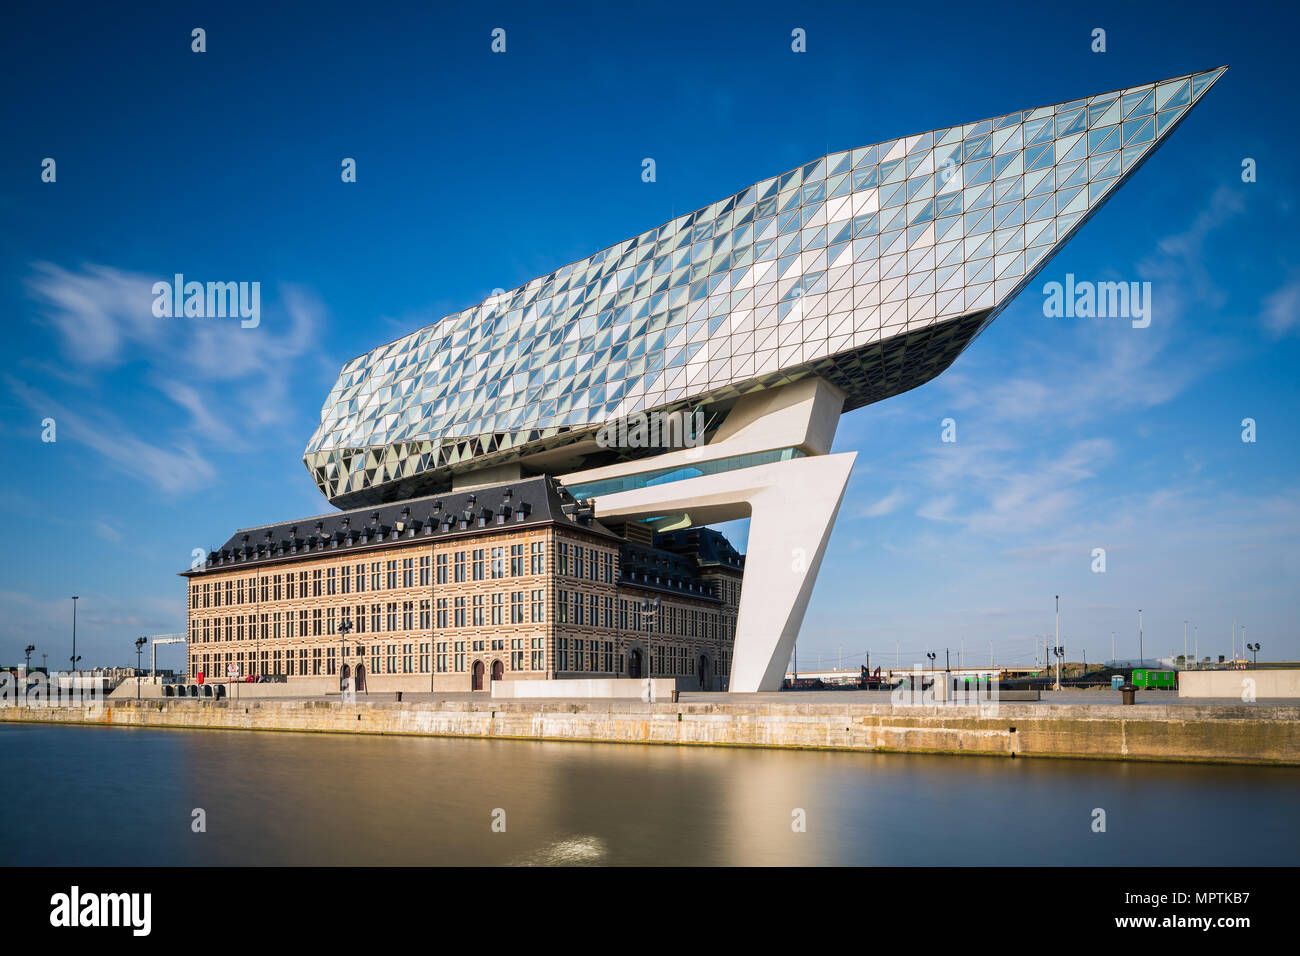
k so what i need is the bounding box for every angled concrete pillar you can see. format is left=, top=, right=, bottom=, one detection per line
left=580, top=451, right=856, bottom=692
left=559, top=377, right=853, bottom=692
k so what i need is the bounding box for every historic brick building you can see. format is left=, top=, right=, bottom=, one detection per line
left=181, top=477, right=741, bottom=692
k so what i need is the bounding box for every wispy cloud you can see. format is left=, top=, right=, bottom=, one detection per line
left=19, top=263, right=335, bottom=488
left=1261, top=272, right=1300, bottom=338
left=860, top=488, right=905, bottom=518
left=7, top=376, right=216, bottom=494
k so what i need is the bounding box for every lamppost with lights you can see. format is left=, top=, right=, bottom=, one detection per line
left=1138, top=608, right=1144, bottom=669
left=70, top=595, right=79, bottom=676
left=636, top=597, right=661, bottom=696
left=134, top=637, right=147, bottom=699
left=1247, top=642, right=1260, bottom=667
left=338, top=616, right=353, bottom=695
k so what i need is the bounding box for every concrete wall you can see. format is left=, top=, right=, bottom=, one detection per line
left=5, top=698, right=1298, bottom=766
left=1179, top=669, right=1300, bottom=699
left=491, top=678, right=678, bottom=699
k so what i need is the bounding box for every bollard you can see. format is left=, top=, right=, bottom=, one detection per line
left=1120, top=684, right=1137, bottom=705
left=671, top=689, right=680, bottom=703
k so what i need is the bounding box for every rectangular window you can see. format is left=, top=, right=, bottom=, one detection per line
left=531, top=589, right=545, bottom=623
left=491, top=547, right=505, bottom=579
left=491, top=593, right=504, bottom=625
left=510, top=544, right=524, bottom=576
left=530, top=541, right=545, bottom=575
left=436, top=553, right=448, bottom=584
left=510, top=591, right=524, bottom=624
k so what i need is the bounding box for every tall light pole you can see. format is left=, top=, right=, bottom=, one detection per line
left=1194, top=625, right=1198, bottom=668
left=134, top=637, right=147, bottom=699
left=1111, top=631, right=1116, bottom=667
left=23, top=645, right=34, bottom=674
left=1246, top=642, right=1260, bottom=667
left=1138, top=609, right=1144, bottom=669
left=70, top=596, right=79, bottom=675
left=338, top=616, right=353, bottom=694
left=1183, top=621, right=1188, bottom=669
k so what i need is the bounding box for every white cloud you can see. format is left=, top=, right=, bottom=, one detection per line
left=1261, top=273, right=1300, bottom=338
left=19, top=263, right=335, bottom=489
left=7, top=376, right=216, bottom=494
left=860, top=488, right=905, bottom=518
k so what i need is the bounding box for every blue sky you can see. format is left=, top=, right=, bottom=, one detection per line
left=2, top=0, right=1297, bottom=673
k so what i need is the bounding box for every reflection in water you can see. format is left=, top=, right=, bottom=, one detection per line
left=2, top=724, right=1296, bottom=866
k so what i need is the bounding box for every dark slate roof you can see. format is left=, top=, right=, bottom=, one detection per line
left=181, top=476, right=619, bottom=577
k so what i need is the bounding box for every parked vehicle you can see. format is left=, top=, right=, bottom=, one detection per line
left=1131, top=668, right=1177, bottom=689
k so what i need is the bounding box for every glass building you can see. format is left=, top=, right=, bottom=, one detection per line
left=305, top=66, right=1224, bottom=508
left=293, top=68, right=1224, bottom=691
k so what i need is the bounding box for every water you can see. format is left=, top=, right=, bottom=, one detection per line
left=3, top=723, right=1296, bottom=865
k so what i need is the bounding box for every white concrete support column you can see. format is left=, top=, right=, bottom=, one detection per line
left=588, top=451, right=856, bottom=693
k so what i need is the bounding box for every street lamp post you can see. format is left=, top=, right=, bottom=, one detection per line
left=925, top=651, right=936, bottom=692
left=70, top=596, right=79, bottom=677
left=1138, top=609, right=1144, bottom=669
left=23, top=645, right=34, bottom=674
left=1183, top=621, right=1188, bottom=670
left=637, top=597, right=661, bottom=698
left=134, top=637, right=147, bottom=700
left=338, top=616, right=353, bottom=695
left=1246, top=642, right=1260, bottom=667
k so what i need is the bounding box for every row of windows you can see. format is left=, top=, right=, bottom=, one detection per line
left=434, top=638, right=546, bottom=673
left=191, top=644, right=432, bottom=677
left=191, top=557, right=435, bottom=609
left=558, top=593, right=723, bottom=640
left=190, top=601, right=433, bottom=642
left=555, top=543, right=616, bottom=583
left=436, top=591, right=547, bottom=627
left=192, top=541, right=560, bottom=610
left=191, top=591, right=732, bottom=643
left=193, top=639, right=728, bottom=680
left=437, top=542, right=547, bottom=583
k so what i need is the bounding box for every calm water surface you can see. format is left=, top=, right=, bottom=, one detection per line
left=2, top=724, right=1297, bottom=865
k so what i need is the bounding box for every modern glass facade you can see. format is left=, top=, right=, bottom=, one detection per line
left=305, top=67, right=1225, bottom=506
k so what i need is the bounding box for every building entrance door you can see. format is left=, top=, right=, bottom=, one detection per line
left=628, top=649, right=643, bottom=679
left=491, top=660, right=504, bottom=682
left=472, top=660, right=485, bottom=690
